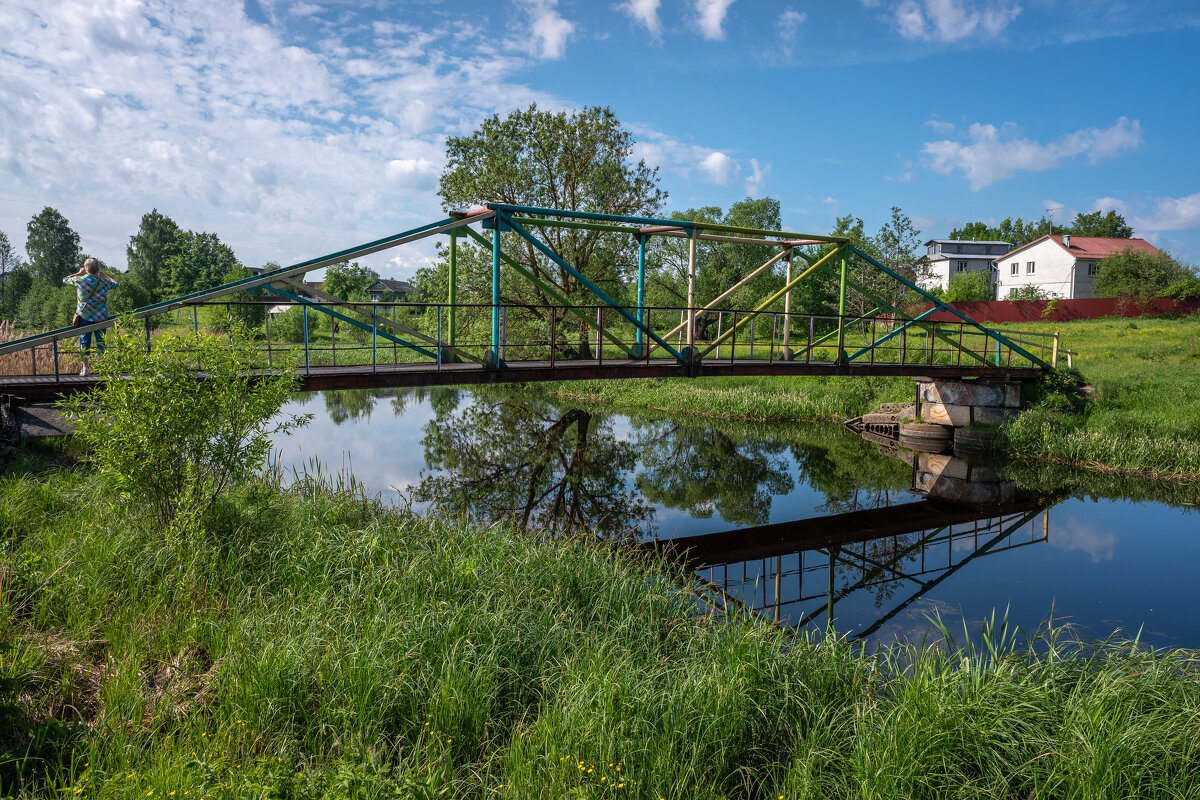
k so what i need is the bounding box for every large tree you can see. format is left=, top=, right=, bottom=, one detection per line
left=127, top=209, right=183, bottom=301
left=949, top=209, right=1133, bottom=247
left=437, top=104, right=666, bottom=356
left=25, top=207, right=81, bottom=284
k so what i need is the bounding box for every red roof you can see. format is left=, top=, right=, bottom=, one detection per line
left=996, top=234, right=1158, bottom=262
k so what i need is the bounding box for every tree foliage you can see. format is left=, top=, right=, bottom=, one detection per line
left=940, top=269, right=994, bottom=302
left=437, top=104, right=665, bottom=356
left=127, top=209, right=182, bottom=301
left=950, top=209, right=1134, bottom=248
left=321, top=261, right=378, bottom=300
left=1094, top=248, right=1195, bottom=303
left=25, top=207, right=81, bottom=284
left=165, top=230, right=240, bottom=298
left=1070, top=210, right=1134, bottom=239
left=61, top=323, right=308, bottom=532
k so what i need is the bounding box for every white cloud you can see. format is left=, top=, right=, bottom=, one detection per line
left=617, top=0, right=662, bottom=39
left=630, top=126, right=762, bottom=191
left=744, top=159, right=771, bottom=197
left=699, top=151, right=739, bottom=185
left=0, top=0, right=570, bottom=270
left=694, top=0, right=736, bottom=40
left=922, top=117, right=1142, bottom=190
left=1133, top=193, right=1200, bottom=233
left=778, top=8, right=807, bottom=55
left=519, top=0, right=575, bottom=59
left=860, top=0, right=881, bottom=7
left=894, top=0, right=1020, bottom=43
left=923, top=118, right=956, bottom=133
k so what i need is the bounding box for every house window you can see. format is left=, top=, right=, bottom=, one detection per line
left=1026, top=262, right=1035, bottom=274
left=1087, top=263, right=1100, bottom=276
left=956, top=261, right=968, bottom=273
left=1010, top=262, right=1018, bottom=275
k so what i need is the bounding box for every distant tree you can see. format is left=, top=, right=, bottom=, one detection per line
left=127, top=209, right=183, bottom=301
left=15, top=280, right=75, bottom=331
left=949, top=217, right=1042, bottom=247
left=1094, top=248, right=1193, bottom=303
left=942, top=269, right=994, bottom=302
left=438, top=104, right=665, bottom=357
left=25, top=207, right=81, bottom=284
left=321, top=261, right=378, bottom=300
left=107, top=271, right=151, bottom=316
left=0, top=230, right=25, bottom=316
left=164, top=230, right=240, bottom=297
left=197, top=264, right=265, bottom=331
left=1070, top=210, right=1133, bottom=239
left=1, top=266, right=33, bottom=321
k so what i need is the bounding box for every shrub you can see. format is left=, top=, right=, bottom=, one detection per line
left=270, top=305, right=315, bottom=343
left=60, top=321, right=308, bottom=532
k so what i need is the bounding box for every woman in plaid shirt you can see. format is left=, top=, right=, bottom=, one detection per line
left=63, top=257, right=118, bottom=376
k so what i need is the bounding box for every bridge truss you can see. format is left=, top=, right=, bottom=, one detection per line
left=0, top=203, right=1055, bottom=399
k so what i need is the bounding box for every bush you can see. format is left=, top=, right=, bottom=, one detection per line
left=942, top=269, right=994, bottom=302
left=1007, top=285, right=1052, bottom=301
left=269, top=305, right=315, bottom=343
left=60, top=321, right=308, bottom=532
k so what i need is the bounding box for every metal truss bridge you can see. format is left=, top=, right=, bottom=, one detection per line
left=0, top=203, right=1055, bottom=401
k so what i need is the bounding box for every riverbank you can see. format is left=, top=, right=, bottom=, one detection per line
left=3, top=456, right=1199, bottom=797
left=530, top=315, right=1200, bottom=482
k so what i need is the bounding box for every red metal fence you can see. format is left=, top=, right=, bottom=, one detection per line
left=914, top=297, right=1200, bottom=323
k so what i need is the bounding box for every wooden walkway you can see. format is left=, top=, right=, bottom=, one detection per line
left=0, top=357, right=1044, bottom=401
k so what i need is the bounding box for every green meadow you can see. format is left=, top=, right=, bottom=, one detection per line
left=2, top=459, right=1199, bottom=799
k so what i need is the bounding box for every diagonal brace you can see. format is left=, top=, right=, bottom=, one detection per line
left=270, top=288, right=438, bottom=360
left=500, top=211, right=684, bottom=361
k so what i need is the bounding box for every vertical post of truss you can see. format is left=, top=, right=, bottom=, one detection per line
left=782, top=247, right=793, bottom=360
left=491, top=222, right=501, bottom=366
left=837, top=244, right=849, bottom=364
left=447, top=230, right=458, bottom=348
left=636, top=233, right=647, bottom=355
left=686, top=228, right=697, bottom=360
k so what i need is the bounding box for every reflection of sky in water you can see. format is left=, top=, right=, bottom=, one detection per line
left=272, top=390, right=1200, bottom=648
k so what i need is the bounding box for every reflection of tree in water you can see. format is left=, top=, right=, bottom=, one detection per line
left=630, top=420, right=794, bottom=526
left=827, top=536, right=922, bottom=610
left=322, top=387, right=461, bottom=425
left=414, top=397, right=653, bottom=540
left=790, top=439, right=910, bottom=514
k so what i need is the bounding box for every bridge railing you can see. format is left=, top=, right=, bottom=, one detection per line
left=0, top=297, right=1055, bottom=383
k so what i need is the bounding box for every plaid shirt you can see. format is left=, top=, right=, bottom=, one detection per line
left=64, top=274, right=119, bottom=322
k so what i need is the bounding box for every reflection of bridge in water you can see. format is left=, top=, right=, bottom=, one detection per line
left=650, top=491, right=1052, bottom=640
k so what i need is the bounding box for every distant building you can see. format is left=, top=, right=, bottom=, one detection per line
left=920, top=239, right=1012, bottom=293
left=993, top=235, right=1159, bottom=300
left=366, top=278, right=413, bottom=302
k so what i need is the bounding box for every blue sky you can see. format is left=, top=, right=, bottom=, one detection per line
left=2, top=0, right=1199, bottom=280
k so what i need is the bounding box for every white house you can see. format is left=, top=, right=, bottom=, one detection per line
left=919, top=239, right=1012, bottom=292
left=992, top=235, right=1159, bottom=300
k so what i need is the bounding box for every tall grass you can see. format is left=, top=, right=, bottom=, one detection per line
left=0, top=321, right=82, bottom=377
left=2, top=467, right=1199, bottom=797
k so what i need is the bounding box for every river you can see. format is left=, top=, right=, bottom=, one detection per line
left=270, top=387, right=1200, bottom=649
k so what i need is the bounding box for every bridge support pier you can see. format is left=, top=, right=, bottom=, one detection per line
left=915, top=378, right=1023, bottom=427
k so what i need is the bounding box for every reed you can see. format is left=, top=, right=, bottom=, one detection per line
left=0, top=321, right=83, bottom=377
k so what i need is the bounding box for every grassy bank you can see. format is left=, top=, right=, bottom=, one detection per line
left=3, top=460, right=1200, bottom=798
left=529, top=316, right=1200, bottom=481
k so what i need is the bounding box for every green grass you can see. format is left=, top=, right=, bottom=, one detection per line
left=2, top=464, right=1200, bottom=798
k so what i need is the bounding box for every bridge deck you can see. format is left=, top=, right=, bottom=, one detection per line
left=0, top=358, right=1043, bottom=401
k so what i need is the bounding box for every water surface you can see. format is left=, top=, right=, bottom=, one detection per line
left=271, top=388, right=1200, bottom=648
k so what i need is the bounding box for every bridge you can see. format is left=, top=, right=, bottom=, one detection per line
left=0, top=203, right=1055, bottom=401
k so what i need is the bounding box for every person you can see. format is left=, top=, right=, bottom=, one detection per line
left=63, top=258, right=118, bottom=376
